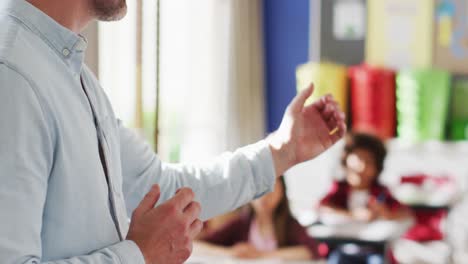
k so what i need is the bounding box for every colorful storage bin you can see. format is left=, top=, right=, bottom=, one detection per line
left=296, top=62, right=348, bottom=114
left=349, top=64, right=396, bottom=139
left=448, top=80, right=468, bottom=140
left=396, top=69, right=451, bottom=141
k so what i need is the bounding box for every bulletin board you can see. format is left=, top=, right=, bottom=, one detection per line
left=434, top=0, right=468, bottom=74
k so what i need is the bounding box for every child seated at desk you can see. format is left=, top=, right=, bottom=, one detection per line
left=195, top=177, right=321, bottom=261
left=319, top=133, right=408, bottom=222
left=318, top=133, right=410, bottom=264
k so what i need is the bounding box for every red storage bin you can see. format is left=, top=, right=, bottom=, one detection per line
left=349, top=65, right=396, bottom=139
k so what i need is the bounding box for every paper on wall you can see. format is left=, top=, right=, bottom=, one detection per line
left=333, top=0, right=366, bottom=40
left=366, top=0, right=434, bottom=69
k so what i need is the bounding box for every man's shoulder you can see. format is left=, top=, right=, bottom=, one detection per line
left=0, top=14, right=50, bottom=111
left=0, top=12, right=46, bottom=73
left=0, top=13, right=23, bottom=60
left=0, top=16, right=34, bottom=93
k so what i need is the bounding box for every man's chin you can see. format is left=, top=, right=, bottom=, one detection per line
left=97, top=7, right=127, bottom=21
left=94, top=1, right=127, bottom=22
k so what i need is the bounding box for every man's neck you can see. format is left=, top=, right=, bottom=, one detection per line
left=27, top=0, right=93, bottom=33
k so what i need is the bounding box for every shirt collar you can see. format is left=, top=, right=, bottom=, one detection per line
left=0, top=0, right=88, bottom=76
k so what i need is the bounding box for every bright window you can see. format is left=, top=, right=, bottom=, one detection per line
left=98, top=0, right=158, bottom=147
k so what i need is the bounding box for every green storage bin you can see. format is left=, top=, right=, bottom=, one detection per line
left=451, top=80, right=468, bottom=120
left=449, top=120, right=468, bottom=140
left=396, top=69, right=451, bottom=141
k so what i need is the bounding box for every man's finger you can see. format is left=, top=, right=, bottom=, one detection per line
left=188, top=219, right=203, bottom=239
left=337, top=122, right=347, bottom=138
left=289, top=83, right=314, bottom=114
left=324, top=108, right=346, bottom=140
left=328, top=121, right=347, bottom=142
left=330, top=111, right=345, bottom=125
left=322, top=103, right=337, bottom=121
left=326, top=98, right=340, bottom=111
left=335, top=111, right=346, bottom=121
left=168, top=188, right=195, bottom=211
left=133, top=184, right=160, bottom=218
left=327, top=110, right=346, bottom=128
left=327, top=121, right=340, bottom=141
left=313, top=95, right=327, bottom=111
left=313, top=93, right=338, bottom=111
left=183, top=201, right=201, bottom=221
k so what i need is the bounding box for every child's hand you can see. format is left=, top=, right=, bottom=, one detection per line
left=351, top=207, right=377, bottom=222
left=368, top=199, right=390, bottom=219
left=231, top=243, right=264, bottom=259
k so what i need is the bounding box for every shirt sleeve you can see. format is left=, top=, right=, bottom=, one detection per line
left=382, top=187, right=405, bottom=212
left=318, top=181, right=345, bottom=208
left=119, top=123, right=276, bottom=221
left=0, top=64, right=145, bottom=264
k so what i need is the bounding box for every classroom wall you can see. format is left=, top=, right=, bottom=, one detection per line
left=263, top=0, right=311, bottom=132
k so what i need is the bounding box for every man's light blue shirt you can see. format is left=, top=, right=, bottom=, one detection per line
left=0, top=0, right=276, bottom=263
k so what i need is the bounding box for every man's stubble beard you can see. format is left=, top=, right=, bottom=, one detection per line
left=92, top=0, right=127, bottom=22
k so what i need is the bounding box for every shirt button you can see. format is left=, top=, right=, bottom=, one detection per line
left=62, top=48, right=71, bottom=57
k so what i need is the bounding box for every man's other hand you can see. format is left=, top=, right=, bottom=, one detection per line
left=126, top=185, right=203, bottom=264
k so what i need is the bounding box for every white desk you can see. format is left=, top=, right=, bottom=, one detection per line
left=186, top=256, right=326, bottom=264
left=307, top=218, right=413, bottom=242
